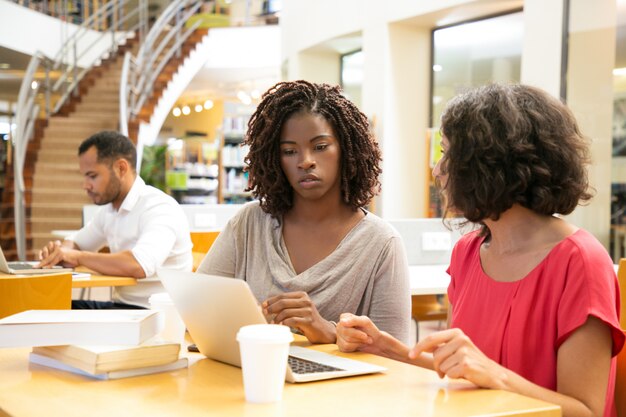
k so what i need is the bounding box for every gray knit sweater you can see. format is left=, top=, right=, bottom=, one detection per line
left=197, top=201, right=411, bottom=344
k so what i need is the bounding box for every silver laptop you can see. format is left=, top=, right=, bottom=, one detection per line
left=0, top=246, right=73, bottom=275
left=158, top=269, right=386, bottom=383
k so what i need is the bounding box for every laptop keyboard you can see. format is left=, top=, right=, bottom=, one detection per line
left=9, top=262, right=36, bottom=270
left=288, top=355, right=345, bottom=374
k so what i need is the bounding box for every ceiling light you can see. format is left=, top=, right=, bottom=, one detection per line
left=203, top=99, right=214, bottom=110
left=182, top=105, right=191, bottom=115
left=31, top=81, right=38, bottom=90
left=614, top=67, right=626, bottom=76
left=195, top=104, right=203, bottom=113
left=433, top=64, right=443, bottom=72
left=172, top=107, right=181, bottom=117
left=0, top=63, right=10, bottom=70
left=237, top=91, right=251, bottom=105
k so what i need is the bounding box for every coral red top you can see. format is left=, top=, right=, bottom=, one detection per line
left=448, top=229, right=625, bottom=417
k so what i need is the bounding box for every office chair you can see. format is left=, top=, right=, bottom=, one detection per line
left=0, top=273, right=72, bottom=319
left=411, top=294, right=448, bottom=341
left=190, top=231, right=220, bottom=271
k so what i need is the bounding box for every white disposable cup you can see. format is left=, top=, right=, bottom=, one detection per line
left=236, top=324, right=293, bottom=403
left=148, top=292, right=186, bottom=346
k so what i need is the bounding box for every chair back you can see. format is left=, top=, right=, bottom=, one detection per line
left=190, top=231, right=220, bottom=254
left=616, top=259, right=626, bottom=417
left=0, top=273, right=72, bottom=319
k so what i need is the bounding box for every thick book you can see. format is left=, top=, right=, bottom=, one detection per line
left=29, top=352, right=188, bottom=380
left=0, top=310, right=162, bottom=348
left=32, top=341, right=181, bottom=374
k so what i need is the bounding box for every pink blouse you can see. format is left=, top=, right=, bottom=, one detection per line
left=448, top=229, right=624, bottom=417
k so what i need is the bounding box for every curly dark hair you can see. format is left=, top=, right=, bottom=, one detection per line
left=244, top=80, right=382, bottom=217
left=440, top=83, right=593, bottom=224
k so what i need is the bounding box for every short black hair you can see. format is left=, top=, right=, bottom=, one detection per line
left=245, top=80, right=382, bottom=217
left=440, top=83, right=592, bottom=223
left=78, top=131, right=137, bottom=169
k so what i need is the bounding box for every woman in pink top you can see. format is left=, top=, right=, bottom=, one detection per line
left=337, top=84, right=625, bottom=417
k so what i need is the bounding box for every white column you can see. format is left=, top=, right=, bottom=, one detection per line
left=363, top=22, right=431, bottom=218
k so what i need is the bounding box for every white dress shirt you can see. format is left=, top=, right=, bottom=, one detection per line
left=70, top=177, right=193, bottom=307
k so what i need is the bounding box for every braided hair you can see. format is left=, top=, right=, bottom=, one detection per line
left=244, top=80, right=382, bottom=218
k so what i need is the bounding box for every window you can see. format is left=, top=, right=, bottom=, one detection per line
left=430, top=11, right=524, bottom=127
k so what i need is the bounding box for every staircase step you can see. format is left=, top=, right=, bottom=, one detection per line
left=39, top=142, right=83, bottom=152
left=34, top=162, right=81, bottom=176
left=31, top=218, right=83, bottom=233
left=47, top=117, right=116, bottom=129
left=36, top=151, right=81, bottom=164
left=75, top=102, right=119, bottom=112
left=31, top=203, right=84, bottom=219
left=33, top=175, right=83, bottom=188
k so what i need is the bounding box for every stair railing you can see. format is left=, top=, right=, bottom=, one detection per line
left=11, top=0, right=148, bottom=260
left=119, top=0, right=203, bottom=141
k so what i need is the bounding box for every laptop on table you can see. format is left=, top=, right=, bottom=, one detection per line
left=158, top=269, right=386, bottom=383
left=0, top=246, right=73, bottom=275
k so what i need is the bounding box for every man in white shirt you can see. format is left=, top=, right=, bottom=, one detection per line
left=37, top=131, right=193, bottom=308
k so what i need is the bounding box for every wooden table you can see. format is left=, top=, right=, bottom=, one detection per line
left=71, top=272, right=137, bottom=289
left=0, top=340, right=560, bottom=417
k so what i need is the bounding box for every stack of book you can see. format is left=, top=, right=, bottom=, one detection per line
left=29, top=342, right=188, bottom=380
left=0, top=309, right=188, bottom=379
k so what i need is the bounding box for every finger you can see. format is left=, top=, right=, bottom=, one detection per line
left=337, top=338, right=365, bottom=353
left=337, top=325, right=372, bottom=345
left=265, top=298, right=310, bottom=315
left=430, top=339, right=463, bottom=375
left=338, top=314, right=375, bottom=330
left=264, top=291, right=307, bottom=305
left=273, top=307, right=312, bottom=325
left=410, top=329, right=461, bottom=358
left=436, top=350, right=467, bottom=379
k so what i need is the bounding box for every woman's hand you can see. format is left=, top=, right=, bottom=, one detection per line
left=262, top=291, right=335, bottom=344
left=409, top=328, right=508, bottom=389
left=336, top=313, right=386, bottom=355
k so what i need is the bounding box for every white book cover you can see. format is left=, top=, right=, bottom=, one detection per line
left=0, top=310, right=163, bottom=348
left=29, top=352, right=188, bottom=380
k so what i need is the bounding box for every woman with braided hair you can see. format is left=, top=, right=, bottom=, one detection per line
left=198, top=80, right=410, bottom=344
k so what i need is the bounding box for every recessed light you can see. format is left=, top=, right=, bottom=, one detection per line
left=0, top=63, right=10, bottom=70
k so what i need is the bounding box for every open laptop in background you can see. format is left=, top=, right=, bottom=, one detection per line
left=158, top=269, right=386, bottom=383
left=0, top=246, right=73, bottom=275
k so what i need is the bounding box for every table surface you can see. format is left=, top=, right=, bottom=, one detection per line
left=71, top=267, right=137, bottom=289
left=0, top=339, right=560, bottom=417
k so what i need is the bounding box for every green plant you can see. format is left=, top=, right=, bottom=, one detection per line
left=140, top=144, right=167, bottom=191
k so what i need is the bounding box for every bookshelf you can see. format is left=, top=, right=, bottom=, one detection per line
left=219, top=110, right=254, bottom=204
left=166, top=135, right=220, bottom=205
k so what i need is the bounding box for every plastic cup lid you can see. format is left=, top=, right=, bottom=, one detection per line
left=236, top=324, right=294, bottom=344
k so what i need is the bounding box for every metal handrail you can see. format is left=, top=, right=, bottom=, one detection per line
left=120, top=0, right=203, bottom=136
left=11, top=0, right=148, bottom=260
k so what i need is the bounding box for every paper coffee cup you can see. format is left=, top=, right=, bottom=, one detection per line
left=236, top=324, right=293, bottom=403
left=148, top=292, right=186, bottom=345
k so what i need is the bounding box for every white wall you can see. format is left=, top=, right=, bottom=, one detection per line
left=0, top=0, right=131, bottom=66
left=282, top=0, right=523, bottom=218
left=281, top=0, right=617, bottom=247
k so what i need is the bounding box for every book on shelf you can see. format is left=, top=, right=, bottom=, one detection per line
left=0, top=309, right=162, bottom=348
left=31, top=341, right=181, bottom=374
left=29, top=353, right=188, bottom=380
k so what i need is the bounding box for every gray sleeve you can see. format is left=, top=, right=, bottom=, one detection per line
left=368, top=236, right=411, bottom=345
left=196, top=217, right=237, bottom=278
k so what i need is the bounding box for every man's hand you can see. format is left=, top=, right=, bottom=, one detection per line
left=262, top=291, right=336, bottom=344
left=37, top=240, right=80, bottom=268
